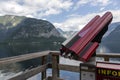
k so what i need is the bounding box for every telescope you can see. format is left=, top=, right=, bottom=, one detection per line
left=60, top=12, right=113, bottom=62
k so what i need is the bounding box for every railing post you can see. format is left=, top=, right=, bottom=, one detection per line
left=104, top=57, right=109, bottom=61
left=57, top=55, right=60, bottom=77
left=41, top=56, right=47, bottom=80
left=52, top=53, right=60, bottom=80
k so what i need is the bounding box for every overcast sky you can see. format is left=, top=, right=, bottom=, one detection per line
left=0, top=0, right=120, bottom=31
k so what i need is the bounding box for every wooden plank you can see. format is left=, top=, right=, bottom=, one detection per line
left=96, top=53, right=120, bottom=58
left=58, top=64, right=80, bottom=72
left=9, top=64, right=48, bottom=80
left=41, top=56, right=47, bottom=80
left=1, top=51, right=119, bottom=65
left=104, top=57, right=109, bottom=61
left=57, top=55, right=60, bottom=77
left=49, top=51, right=60, bottom=56
left=50, top=51, right=60, bottom=77
left=0, top=51, right=50, bottom=65
left=52, top=54, right=59, bottom=80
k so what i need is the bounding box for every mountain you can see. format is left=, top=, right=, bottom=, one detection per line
left=57, top=28, right=65, bottom=37
left=0, top=15, right=25, bottom=28
left=0, top=15, right=65, bottom=51
left=0, top=15, right=26, bottom=41
left=0, top=15, right=64, bottom=41
left=7, top=18, right=62, bottom=40
left=1, top=15, right=119, bottom=53
left=102, top=22, right=120, bottom=38
left=99, top=22, right=120, bottom=53
left=57, top=28, right=78, bottom=38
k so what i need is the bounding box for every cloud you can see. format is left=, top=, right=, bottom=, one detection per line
left=0, top=0, right=119, bottom=32
left=100, top=7, right=105, bottom=11
left=0, top=0, right=73, bottom=18
left=44, top=8, right=61, bottom=16
left=109, top=10, right=120, bottom=22
left=92, top=0, right=111, bottom=6
left=54, top=14, right=95, bottom=31
left=54, top=12, right=102, bottom=31
left=54, top=10, right=120, bottom=31
left=0, top=0, right=32, bottom=16
left=0, top=1, right=23, bottom=14
left=74, top=0, right=111, bottom=10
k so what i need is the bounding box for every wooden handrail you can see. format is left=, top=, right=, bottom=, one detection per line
left=0, top=51, right=120, bottom=80
left=97, top=53, right=120, bottom=61
left=6, top=51, right=60, bottom=80
left=0, top=51, right=50, bottom=65
left=0, top=52, right=119, bottom=64
left=9, top=64, right=48, bottom=80
left=97, top=53, right=120, bottom=58
left=59, top=64, right=80, bottom=72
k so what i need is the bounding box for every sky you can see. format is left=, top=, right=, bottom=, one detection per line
left=0, top=0, right=120, bottom=31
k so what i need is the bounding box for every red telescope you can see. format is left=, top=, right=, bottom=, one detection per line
left=60, top=12, right=113, bottom=62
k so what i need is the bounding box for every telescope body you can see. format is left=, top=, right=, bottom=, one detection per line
left=60, top=12, right=113, bottom=62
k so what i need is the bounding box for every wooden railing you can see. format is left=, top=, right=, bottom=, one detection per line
left=96, top=53, right=120, bottom=61
left=0, top=51, right=120, bottom=80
